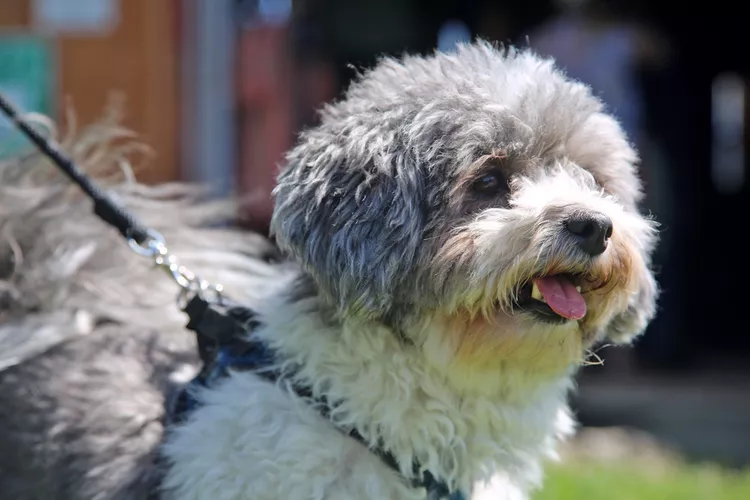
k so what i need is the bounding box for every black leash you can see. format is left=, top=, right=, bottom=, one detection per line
left=0, top=94, right=465, bottom=500
left=0, top=94, right=150, bottom=245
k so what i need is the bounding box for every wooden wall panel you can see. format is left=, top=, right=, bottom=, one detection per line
left=0, top=0, right=29, bottom=26
left=0, top=0, right=180, bottom=183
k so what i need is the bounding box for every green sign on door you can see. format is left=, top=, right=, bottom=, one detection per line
left=0, top=34, right=55, bottom=159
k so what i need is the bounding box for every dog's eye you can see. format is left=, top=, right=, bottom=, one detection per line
left=471, top=171, right=506, bottom=195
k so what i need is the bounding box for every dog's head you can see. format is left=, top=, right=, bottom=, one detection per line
left=272, top=43, right=657, bottom=376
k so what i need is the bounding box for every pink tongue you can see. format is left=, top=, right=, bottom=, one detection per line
left=534, top=276, right=587, bottom=320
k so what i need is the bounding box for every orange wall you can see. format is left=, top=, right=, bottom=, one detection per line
left=0, top=0, right=180, bottom=183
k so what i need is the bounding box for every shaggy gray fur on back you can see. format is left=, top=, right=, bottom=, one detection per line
left=0, top=113, right=285, bottom=499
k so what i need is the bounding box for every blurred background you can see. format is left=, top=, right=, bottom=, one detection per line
left=1, top=0, right=749, bottom=497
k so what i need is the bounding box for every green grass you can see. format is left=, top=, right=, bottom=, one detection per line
left=533, top=461, right=750, bottom=500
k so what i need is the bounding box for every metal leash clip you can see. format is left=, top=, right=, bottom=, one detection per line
left=126, top=228, right=224, bottom=309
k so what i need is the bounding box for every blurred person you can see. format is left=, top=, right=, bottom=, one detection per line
left=527, top=0, right=669, bottom=148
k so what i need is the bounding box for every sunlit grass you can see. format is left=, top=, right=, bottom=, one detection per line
left=534, top=460, right=750, bottom=500
left=534, top=428, right=750, bottom=500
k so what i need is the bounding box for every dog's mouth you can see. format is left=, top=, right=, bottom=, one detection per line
left=514, top=273, right=588, bottom=324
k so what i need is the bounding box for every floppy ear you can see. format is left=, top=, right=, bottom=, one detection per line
left=271, top=136, right=426, bottom=320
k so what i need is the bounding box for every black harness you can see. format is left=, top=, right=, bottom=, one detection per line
left=0, top=92, right=466, bottom=500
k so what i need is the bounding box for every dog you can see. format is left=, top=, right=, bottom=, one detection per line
left=0, top=41, right=657, bottom=499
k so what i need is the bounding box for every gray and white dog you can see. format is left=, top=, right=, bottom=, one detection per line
left=0, top=42, right=657, bottom=499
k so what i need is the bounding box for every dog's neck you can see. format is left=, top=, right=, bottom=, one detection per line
left=254, top=273, right=576, bottom=494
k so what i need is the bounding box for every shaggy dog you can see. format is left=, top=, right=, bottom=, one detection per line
left=0, top=42, right=657, bottom=499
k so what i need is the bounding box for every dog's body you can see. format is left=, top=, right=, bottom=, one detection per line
left=0, top=43, right=657, bottom=499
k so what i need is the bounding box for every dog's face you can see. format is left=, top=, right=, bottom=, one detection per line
left=272, top=43, right=657, bottom=376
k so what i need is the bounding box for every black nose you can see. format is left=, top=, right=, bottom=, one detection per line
left=564, top=212, right=613, bottom=256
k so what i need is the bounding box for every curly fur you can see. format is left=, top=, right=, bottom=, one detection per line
left=0, top=42, right=658, bottom=500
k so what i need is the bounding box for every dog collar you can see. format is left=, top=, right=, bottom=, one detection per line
left=168, top=296, right=467, bottom=500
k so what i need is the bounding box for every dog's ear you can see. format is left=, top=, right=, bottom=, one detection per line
left=606, top=262, right=659, bottom=344
left=271, top=136, right=426, bottom=319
